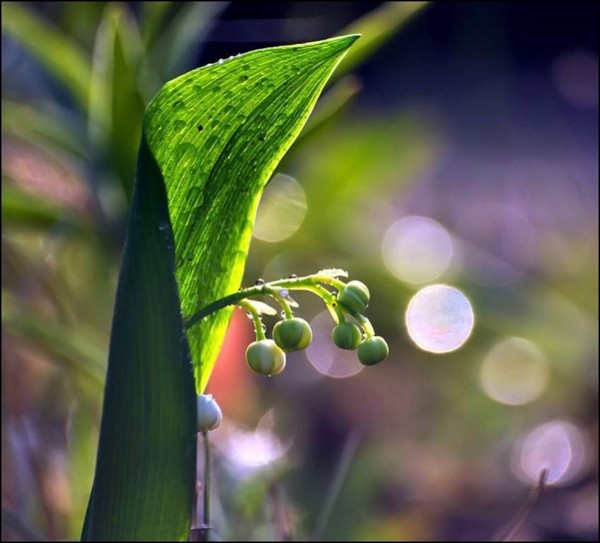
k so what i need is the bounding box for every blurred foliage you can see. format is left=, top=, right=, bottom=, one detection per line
left=2, top=2, right=597, bottom=542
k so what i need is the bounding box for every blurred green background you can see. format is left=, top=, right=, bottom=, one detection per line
left=2, top=2, right=598, bottom=541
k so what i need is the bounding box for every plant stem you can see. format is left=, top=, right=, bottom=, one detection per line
left=1, top=508, right=45, bottom=541
left=200, top=431, right=211, bottom=542
left=313, top=429, right=362, bottom=541
left=268, top=481, right=293, bottom=541
left=310, top=284, right=348, bottom=325
left=239, top=299, right=265, bottom=340
left=267, top=287, right=294, bottom=319
left=184, top=273, right=347, bottom=330
left=350, top=311, right=375, bottom=338
left=494, top=468, right=548, bottom=541
left=184, top=273, right=378, bottom=338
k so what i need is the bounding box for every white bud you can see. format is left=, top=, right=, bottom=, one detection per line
left=196, top=394, right=222, bottom=433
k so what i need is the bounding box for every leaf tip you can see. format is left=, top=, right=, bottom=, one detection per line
left=331, top=33, right=361, bottom=49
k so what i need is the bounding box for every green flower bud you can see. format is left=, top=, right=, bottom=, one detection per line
left=273, top=317, right=313, bottom=352
left=357, top=336, right=389, bottom=366
left=337, top=280, right=370, bottom=314
left=331, top=322, right=362, bottom=350
left=196, top=394, right=222, bottom=433
left=246, top=339, right=286, bottom=376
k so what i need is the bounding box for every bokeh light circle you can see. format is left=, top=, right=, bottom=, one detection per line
left=381, top=216, right=453, bottom=284
left=480, top=337, right=549, bottom=405
left=512, top=421, right=589, bottom=486
left=253, top=173, right=307, bottom=242
left=306, top=311, right=365, bottom=378
left=405, top=284, right=474, bottom=353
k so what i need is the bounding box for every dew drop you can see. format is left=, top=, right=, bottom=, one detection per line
left=289, top=274, right=298, bottom=279
left=173, top=142, right=198, bottom=166
left=197, top=125, right=204, bottom=131
left=279, top=288, right=289, bottom=297
left=255, top=278, right=266, bottom=286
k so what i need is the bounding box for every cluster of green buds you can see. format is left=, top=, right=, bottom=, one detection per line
left=235, top=269, right=388, bottom=376
left=189, top=270, right=388, bottom=530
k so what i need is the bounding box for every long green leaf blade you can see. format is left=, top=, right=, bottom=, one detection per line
left=81, top=138, right=196, bottom=541
left=82, top=36, right=357, bottom=540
